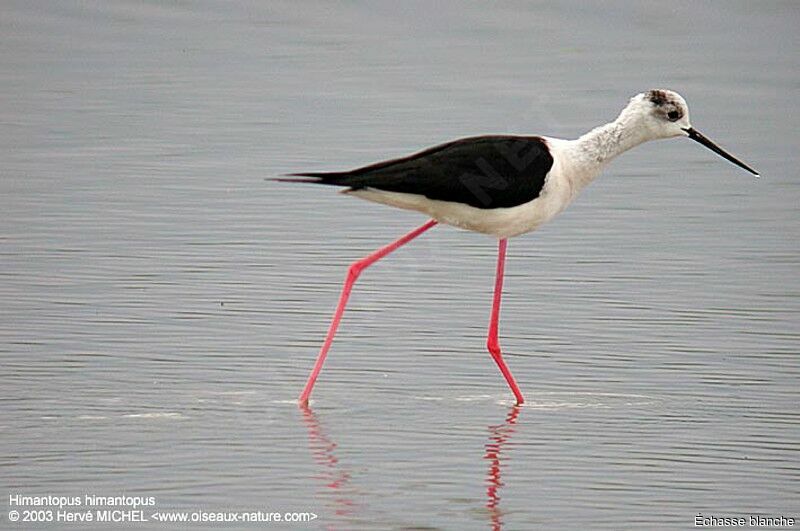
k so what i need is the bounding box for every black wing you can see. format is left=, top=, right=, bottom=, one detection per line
left=287, top=135, right=554, bottom=209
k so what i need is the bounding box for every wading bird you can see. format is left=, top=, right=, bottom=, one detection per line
left=278, top=89, right=758, bottom=405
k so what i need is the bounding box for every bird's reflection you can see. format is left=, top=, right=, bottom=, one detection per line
left=300, top=401, right=520, bottom=530
left=484, top=405, right=521, bottom=531
left=299, top=404, right=356, bottom=520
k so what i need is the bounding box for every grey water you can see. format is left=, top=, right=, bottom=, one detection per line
left=1, top=1, right=798, bottom=529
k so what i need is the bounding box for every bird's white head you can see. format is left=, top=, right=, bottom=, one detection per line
left=621, top=89, right=691, bottom=140
left=617, top=89, right=758, bottom=176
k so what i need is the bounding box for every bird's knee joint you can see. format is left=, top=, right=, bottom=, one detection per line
left=487, top=341, right=501, bottom=356
left=347, top=262, right=364, bottom=280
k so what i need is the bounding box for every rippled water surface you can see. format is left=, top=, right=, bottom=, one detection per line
left=2, top=1, right=798, bottom=529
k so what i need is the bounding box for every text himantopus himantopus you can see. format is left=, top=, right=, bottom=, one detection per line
left=279, top=89, right=758, bottom=405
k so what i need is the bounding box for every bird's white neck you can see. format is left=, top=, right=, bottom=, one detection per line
left=573, top=113, right=651, bottom=166
left=554, top=111, right=652, bottom=192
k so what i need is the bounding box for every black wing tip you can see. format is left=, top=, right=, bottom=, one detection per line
left=288, top=172, right=331, bottom=177
left=267, top=171, right=350, bottom=185
left=268, top=175, right=323, bottom=184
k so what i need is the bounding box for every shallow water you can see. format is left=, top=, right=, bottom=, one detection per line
left=2, top=1, right=798, bottom=529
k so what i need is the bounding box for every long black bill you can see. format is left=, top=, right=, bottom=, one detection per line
left=683, top=127, right=759, bottom=176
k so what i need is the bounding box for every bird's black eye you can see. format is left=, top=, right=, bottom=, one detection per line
left=667, top=110, right=681, bottom=121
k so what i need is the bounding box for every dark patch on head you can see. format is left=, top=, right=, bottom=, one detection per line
left=648, top=89, right=669, bottom=106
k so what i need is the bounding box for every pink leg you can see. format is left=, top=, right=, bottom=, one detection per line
left=299, top=219, right=438, bottom=404
left=487, top=239, right=525, bottom=404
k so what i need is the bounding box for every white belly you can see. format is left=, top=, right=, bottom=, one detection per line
left=347, top=175, right=570, bottom=239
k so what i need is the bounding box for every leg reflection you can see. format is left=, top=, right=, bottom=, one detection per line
left=484, top=405, right=521, bottom=531
left=299, top=404, right=356, bottom=519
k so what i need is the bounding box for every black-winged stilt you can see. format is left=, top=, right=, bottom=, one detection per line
left=279, top=89, right=758, bottom=405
